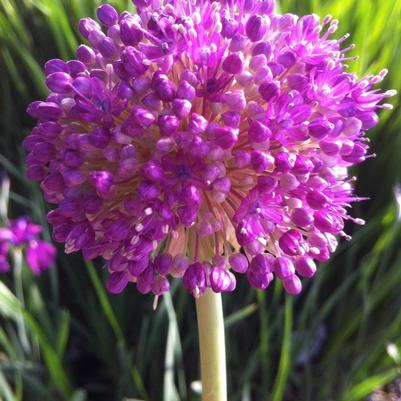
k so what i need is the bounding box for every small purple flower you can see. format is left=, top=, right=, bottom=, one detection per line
left=229, top=253, right=249, bottom=274
left=0, top=242, right=10, bottom=273
left=25, top=240, right=56, bottom=275
left=210, top=266, right=234, bottom=293
left=273, top=257, right=295, bottom=279
left=25, top=0, right=394, bottom=297
left=183, top=263, right=207, bottom=298
left=0, top=217, right=56, bottom=275
left=107, top=271, right=129, bottom=294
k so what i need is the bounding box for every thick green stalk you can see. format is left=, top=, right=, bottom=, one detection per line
left=195, top=289, right=227, bottom=401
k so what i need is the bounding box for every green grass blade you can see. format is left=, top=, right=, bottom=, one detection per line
left=224, top=303, right=258, bottom=328
left=85, top=260, right=125, bottom=343
left=0, top=281, right=73, bottom=398
left=342, top=369, right=399, bottom=401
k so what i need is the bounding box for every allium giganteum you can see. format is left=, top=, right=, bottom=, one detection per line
left=24, top=0, right=394, bottom=297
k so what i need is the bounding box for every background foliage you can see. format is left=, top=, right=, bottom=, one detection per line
left=1, top=0, right=401, bottom=400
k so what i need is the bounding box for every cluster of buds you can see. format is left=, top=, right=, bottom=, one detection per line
left=25, top=0, right=394, bottom=296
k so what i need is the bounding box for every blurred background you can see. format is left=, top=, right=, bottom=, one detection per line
left=0, top=0, right=401, bottom=400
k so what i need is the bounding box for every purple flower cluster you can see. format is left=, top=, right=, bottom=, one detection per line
left=25, top=0, right=394, bottom=296
left=0, top=217, right=56, bottom=275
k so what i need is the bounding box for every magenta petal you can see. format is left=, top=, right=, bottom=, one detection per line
left=0, top=255, right=10, bottom=273
left=106, top=271, right=129, bottom=294
left=26, top=240, right=56, bottom=275
left=106, top=271, right=128, bottom=294
left=0, top=228, right=13, bottom=241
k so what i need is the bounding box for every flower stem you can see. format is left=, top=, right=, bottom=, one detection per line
left=195, top=289, right=227, bottom=401
left=13, top=248, right=30, bottom=353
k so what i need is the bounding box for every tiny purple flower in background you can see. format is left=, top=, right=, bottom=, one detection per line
left=24, top=0, right=395, bottom=296
left=0, top=217, right=56, bottom=275
left=0, top=242, right=10, bottom=273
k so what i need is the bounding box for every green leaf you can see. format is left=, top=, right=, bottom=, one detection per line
left=343, top=369, right=399, bottom=401
left=0, top=282, right=73, bottom=398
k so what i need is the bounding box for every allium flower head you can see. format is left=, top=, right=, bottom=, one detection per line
left=0, top=217, right=56, bottom=275
left=25, top=0, right=395, bottom=296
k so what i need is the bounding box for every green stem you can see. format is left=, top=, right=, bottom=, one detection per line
left=12, top=248, right=30, bottom=353
left=195, top=289, right=227, bottom=401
